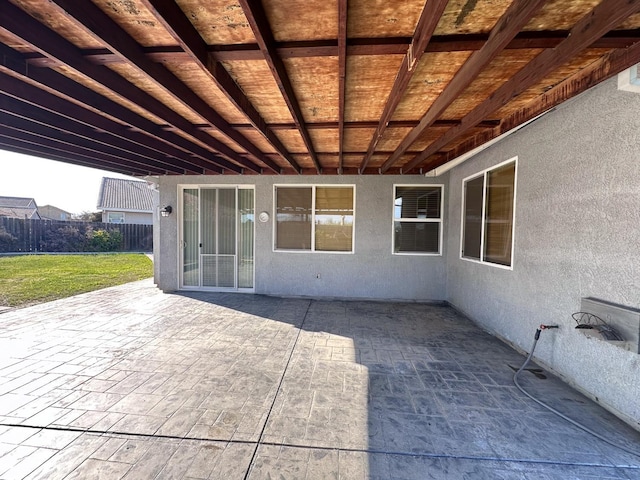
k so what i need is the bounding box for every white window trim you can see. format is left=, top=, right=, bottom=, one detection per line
left=107, top=211, right=125, bottom=224
left=460, top=156, right=517, bottom=270
left=618, top=64, right=640, bottom=93
left=392, top=184, right=444, bottom=256
left=273, top=184, right=356, bottom=254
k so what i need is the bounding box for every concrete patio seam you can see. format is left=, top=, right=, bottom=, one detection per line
left=242, top=298, right=313, bottom=480
left=3, top=422, right=638, bottom=471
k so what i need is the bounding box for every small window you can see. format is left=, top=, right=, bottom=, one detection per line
left=461, top=158, right=516, bottom=268
left=107, top=212, right=125, bottom=224
left=275, top=185, right=354, bottom=253
left=393, top=185, right=443, bottom=255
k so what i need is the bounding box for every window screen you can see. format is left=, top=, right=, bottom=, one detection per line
left=462, top=160, right=516, bottom=267
left=462, top=177, right=483, bottom=260
left=484, top=163, right=515, bottom=266
left=315, top=187, right=354, bottom=252
left=275, top=187, right=312, bottom=250
left=275, top=186, right=354, bottom=252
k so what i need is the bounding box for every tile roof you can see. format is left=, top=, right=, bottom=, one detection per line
left=0, top=207, right=40, bottom=219
left=0, top=196, right=40, bottom=219
left=0, top=196, right=36, bottom=208
left=97, top=177, right=154, bottom=212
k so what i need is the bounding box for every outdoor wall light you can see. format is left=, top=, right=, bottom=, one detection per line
left=160, top=205, right=173, bottom=217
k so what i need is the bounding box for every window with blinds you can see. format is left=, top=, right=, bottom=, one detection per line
left=461, top=159, right=516, bottom=268
left=275, top=185, right=354, bottom=253
left=393, top=185, right=443, bottom=255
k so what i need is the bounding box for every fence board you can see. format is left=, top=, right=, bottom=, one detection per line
left=0, top=217, right=153, bottom=253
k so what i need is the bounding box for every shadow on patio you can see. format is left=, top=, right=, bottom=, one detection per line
left=0, top=279, right=638, bottom=479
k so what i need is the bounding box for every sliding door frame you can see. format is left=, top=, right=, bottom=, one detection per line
left=177, top=184, right=255, bottom=292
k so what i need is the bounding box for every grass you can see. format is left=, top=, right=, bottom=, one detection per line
left=0, top=254, right=153, bottom=308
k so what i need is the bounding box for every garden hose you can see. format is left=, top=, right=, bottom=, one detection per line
left=513, top=325, right=640, bottom=458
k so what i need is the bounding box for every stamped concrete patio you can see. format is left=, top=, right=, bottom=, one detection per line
left=0, top=279, right=638, bottom=479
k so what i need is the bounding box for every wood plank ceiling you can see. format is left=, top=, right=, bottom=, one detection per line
left=1, top=0, right=639, bottom=177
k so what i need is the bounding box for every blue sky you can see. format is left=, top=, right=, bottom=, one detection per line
left=0, top=150, right=137, bottom=215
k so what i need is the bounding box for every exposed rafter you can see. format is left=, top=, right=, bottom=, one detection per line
left=359, top=0, right=450, bottom=173
left=238, top=0, right=322, bottom=173
left=421, top=40, right=640, bottom=173
left=399, top=0, right=640, bottom=174
left=45, top=0, right=273, bottom=174
left=380, top=0, right=547, bottom=173
left=0, top=44, right=232, bottom=175
left=139, top=0, right=300, bottom=174
left=0, top=94, right=185, bottom=174
left=0, top=70, right=209, bottom=175
left=0, top=1, right=251, bottom=174
left=338, top=0, right=348, bottom=174
left=1, top=0, right=638, bottom=179
left=0, top=127, right=157, bottom=177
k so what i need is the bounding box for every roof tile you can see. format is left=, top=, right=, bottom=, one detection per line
left=97, top=177, right=154, bottom=212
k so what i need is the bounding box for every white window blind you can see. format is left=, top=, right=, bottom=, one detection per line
left=393, top=185, right=442, bottom=255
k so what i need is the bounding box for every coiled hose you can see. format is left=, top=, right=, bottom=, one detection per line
left=513, top=326, right=640, bottom=458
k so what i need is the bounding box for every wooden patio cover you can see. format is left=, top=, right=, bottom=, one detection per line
left=0, top=0, right=639, bottom=177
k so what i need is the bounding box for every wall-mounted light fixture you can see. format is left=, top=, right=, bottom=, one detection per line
left=160, top=205, right=173, bottom=217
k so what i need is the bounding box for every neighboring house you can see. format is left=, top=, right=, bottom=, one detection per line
left=97, top=177, right=156, bottom=225
left=0, top=196, right=40, bottom=219
left=39, top=204, right=71, bottom=221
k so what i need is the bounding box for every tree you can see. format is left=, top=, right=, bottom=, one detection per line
left=73, top=211, right=102, bottom=222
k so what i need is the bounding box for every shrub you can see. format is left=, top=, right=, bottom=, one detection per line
left=86, top=228, right=122, bottom=252
left=39, top=225, right=86, bottom=252
left=0, top=226, right=17, bottom=253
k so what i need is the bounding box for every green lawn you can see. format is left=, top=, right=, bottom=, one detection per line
left=0, top=254, right=153, bottom=308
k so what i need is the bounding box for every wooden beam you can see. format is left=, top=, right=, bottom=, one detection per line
left=45, top=0, right=267, bottom=174
left=217, top=30, right=638, bottom=57
left=0, top=127, right=159, bottom=176
left=338, top=0, right=347, bottom=174
left=400, top=0, right=640, bottom=173
left=140, top=0, right=295, bottom=174
left=238, top=0, right=321, bottom=173
left=24, top=31, right=639, bottom=66
left=359, top=0, right=450, bottom=172
left=0, top=95, right=187, bottom=174
left=0, top=1, right=247, bottom=174
left=419, top=40, right=640, bottom=173
left=380, top=0, right=547, bottom=173
left=0, top=44, right=230, bottom=175
left=225, top=119, right=501, bottom=130
left=0, top=71, right=210, bottom=175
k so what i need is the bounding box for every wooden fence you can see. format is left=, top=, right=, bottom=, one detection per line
left=0, top=217, right=153, bottom=253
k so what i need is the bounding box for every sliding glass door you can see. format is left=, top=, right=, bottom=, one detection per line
left=180, top=186, right=254, bottom=290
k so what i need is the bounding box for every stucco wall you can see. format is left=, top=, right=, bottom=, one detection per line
left=156, top=174, right=448, bottom=302
left=445, top=78, right=640, bottom=427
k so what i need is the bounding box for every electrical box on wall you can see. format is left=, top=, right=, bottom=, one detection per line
left=576, top=297, right=640, bottom=354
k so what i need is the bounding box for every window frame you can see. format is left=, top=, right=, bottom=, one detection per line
left=460, top=157, right=517, bottom=270
left=392, top=184, right=444, bottom=256
left=107, top=212, right=125, bottom=224
left=273, top=184, right=356, bottom=254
